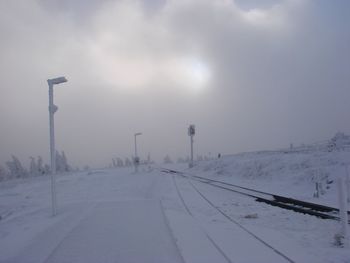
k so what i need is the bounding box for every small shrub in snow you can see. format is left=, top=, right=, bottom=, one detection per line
left=244, top=213, right=258, bottom=219
left=333, top=233, right=347, bottom=247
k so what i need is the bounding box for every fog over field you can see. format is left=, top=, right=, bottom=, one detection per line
left=0, top=0, right=349, bottom=167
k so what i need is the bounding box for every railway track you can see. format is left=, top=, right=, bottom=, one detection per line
left=171, top=176, right=234, bottom=263
left=171, top=174, right=295, bottom=263
left=160, top=167, right=350, bottom=222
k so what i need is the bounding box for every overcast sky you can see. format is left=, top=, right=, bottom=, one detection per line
left=0, top=0, right=349, bottom=168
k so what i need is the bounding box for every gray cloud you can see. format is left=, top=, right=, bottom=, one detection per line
left=0, top=0, right=349, bottom=168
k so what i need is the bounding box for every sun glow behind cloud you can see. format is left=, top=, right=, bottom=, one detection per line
left=89, top=38, right=211, bottom=92
left=81, top=0, right=219, bottom=94
left=183, top=57, right=211, bottom=90
left=82, top=0, right=294, bottom=94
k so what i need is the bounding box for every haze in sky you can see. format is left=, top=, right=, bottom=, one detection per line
left=0, top=0, right=349, bottom=168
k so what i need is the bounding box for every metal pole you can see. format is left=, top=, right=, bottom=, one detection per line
left=337, top=178, right=348, bottom=247
left=48, top=84, right=57, bottom=216
left=135, top=134, right=138, bottom=158
left=134, top=134, right=138, bottom=173
left=47, top=76, right=66, bottom=216
left=133, top=133, right=142, bottom=172
left=346, top=165, right=350, bottom=203
left=190, top=135, right=194, bottom=167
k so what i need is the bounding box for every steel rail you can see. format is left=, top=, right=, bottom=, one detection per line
left=159, top=167, right=349, bottom=222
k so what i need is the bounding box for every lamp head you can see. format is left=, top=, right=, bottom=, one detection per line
left=48, top=77, right=67, bottom=86
left=135, top=132, right=142, bottom=136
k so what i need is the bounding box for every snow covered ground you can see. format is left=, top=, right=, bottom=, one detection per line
left=190, top=148, right=350, bottom=209
left=0, top=153, right=350, bottom=262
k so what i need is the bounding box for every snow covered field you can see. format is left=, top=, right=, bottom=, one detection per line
left=191, top=148, right=350, bottom=209
left=1, top=151, right=350, bottom=262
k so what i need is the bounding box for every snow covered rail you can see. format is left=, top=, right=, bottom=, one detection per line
left=171, top=174, right=296, bottom=263
left=191, top=176, right=344, bottom=219
left=159, top=167, right=350, bottom=222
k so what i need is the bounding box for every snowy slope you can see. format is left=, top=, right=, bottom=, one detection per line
left=190, top=144, right=350, bottom=208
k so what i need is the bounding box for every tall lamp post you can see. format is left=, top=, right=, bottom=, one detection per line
left=48, top=76, right=67, bottom=216
left=134, top=132, right=142, bottom=172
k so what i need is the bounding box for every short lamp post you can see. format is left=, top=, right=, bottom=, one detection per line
left=134, top=132, right=142, bottom=172
left=48, top=76, right=67, bottom=216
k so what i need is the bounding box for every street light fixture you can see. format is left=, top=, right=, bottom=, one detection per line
left=134, top=132, right=142, bottom=172
left=47, top=76, right=67, bottom=216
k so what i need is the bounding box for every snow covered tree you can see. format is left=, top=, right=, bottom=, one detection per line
left=6, top=155, right=27, bottom=179
left=147, top=153, right=152, bottom=164
left=28, top=156, right=48, bottom=176
left=61, top=151, right=70, bottom=172
left=44, top=164, right=50, bottom=174
left=29, top=157, right=38, bottom=176
left=112, top=158, right=117, bottom=168
left=117, top=158, right=124, bottom=167
left=55, top=151, right=63, bottom=172
left=37, top=156, right=45, bottom=175
left=55, top=151, right=71, bottom=173
left=0, top=165, right=8, bottom=181
left=125, top=157, right=132, bottom=167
